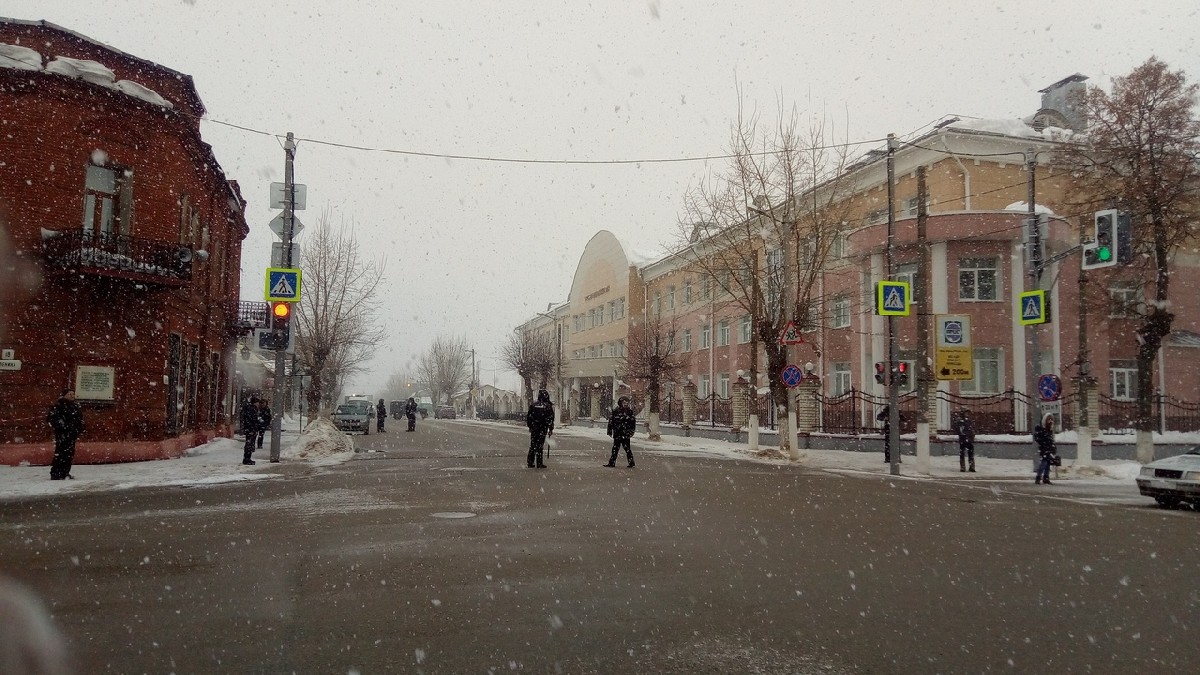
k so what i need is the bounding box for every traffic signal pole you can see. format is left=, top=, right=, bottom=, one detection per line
left=886, top=134, right=900, bottom=476
left=1026, top=151, right=1044, bottom=433
left=268, top=132, right=297, bottom=463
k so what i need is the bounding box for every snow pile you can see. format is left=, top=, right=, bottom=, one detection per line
left=281, top=418, right=355, bottom=465
left=45, top=55, right=116, bottom=87
left=0, top=43, right=41, bottom=71
left=114, top=79, right=172, bottom=108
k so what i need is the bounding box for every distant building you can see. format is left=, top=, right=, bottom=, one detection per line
left=0, top=19, right=249, bottom=464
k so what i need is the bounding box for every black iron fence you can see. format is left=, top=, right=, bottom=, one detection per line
left=695, top=393, right=732, bottom=427
left=755, top=394, right=778, bottom=430
left=659, top=393, right=682, bottom=424
left=43, top=230, right=193, bottom=284
left=816, top=388, right=919, bottom=434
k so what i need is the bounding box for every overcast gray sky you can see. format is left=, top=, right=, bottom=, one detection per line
left=9, top=1, right=1199, bottom=393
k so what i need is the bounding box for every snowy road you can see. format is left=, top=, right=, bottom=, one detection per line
left=1, top=419, right=1196, bottom=674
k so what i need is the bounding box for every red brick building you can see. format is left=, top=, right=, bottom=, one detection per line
left=0, top=19, right=249, bottom=464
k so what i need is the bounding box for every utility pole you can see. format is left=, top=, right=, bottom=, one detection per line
left=1076, top=215, right=1093, bottom=465
left=886, top=134, right=900, bottom=476
left=1026, top=150, right=1043, bottom=433
left=914, top=166, right=932, bottom=472
left=269, top=132, right=296, bottom=463
left=469, top=347, right=477, bottom=419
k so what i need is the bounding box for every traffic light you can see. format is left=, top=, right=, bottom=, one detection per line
left=1082, top=209, right=1118, bottom=270
left=874, top=362, right=886, bottom=385
left=269, top=301, right=292, bottom=349
left=894, top=362, right=909, bottom=388
left=1116, top=212, right=1133, bottom=265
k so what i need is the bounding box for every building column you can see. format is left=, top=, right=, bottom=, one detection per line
left=796, top=379, right=821, bottom=434
left=731, top=378, right=749, bottom=431
left=682, top=380, right=697, bottom=433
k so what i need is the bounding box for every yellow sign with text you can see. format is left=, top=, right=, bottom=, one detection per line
left=935, top=314, right=973, bottom=381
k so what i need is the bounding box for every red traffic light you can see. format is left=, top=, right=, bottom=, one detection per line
left=896, top=362, right=907, bottom=373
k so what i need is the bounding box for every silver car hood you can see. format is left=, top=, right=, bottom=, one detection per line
left=1147, top=452, right=1200, bottom=470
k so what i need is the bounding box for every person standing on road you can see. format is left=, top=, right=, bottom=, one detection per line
left=255, top=398, right=272, bottom=450
left=376, top=399, right=387, bottom=433
left=876, top=405, right=903, bottom=464
left=239, top=396, right=260, bottom=466
left=405, top=397, right=418, bottom=432
left=604, top=396, right=637, bottom=468
left=953, top=410, right=976, bottom=473
left=47, top=389, right=84, bottom=480
left=526, top=389, right=554, bottom=468
left=1033, top=413, right=1058, bottom=485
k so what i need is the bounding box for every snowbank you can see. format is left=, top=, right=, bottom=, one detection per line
left=280, top=418, right=355, bottom=465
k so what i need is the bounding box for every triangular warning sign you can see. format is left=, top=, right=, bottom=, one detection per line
left=271, top=275, right=295, bottom=297
left=1023, top=297, right=1040, bottom=319
left=779, top=321, right=804, bottom=345
left=884, top=287, right=904, bottom=311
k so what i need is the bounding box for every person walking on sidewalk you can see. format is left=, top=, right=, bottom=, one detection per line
left=877, top=406, right=903, bottom=464
left=47, top=389, right=84, bottom=480
left=239, top=396, right=260, bottom=466
left=1033, top=413, right=1058, bottom=485
left=604, top=396, right=637, bottom=468
left=953, top=410, right=976, bottom=472
left=255, top=398, right=272, bottom=450
left=525, top=389, right=554, bottom=468
left=376, top=399, right=387, bottom=433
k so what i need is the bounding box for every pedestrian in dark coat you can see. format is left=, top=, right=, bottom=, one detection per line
left=405, top=397, right=418, bottom=432
left=255, top=398, right=272, bottom=449
left=47, top=389, right=84, bottom=480
left=877, top=405, right=903, bottom=464
left=605, top=396, right=637, bottom=468
left=953, top=410, right=976, bottom=472
left=376, top=399, right=387, bottom=432
left=525, top=389, right=555, bottom=468
left=1033, top=413, right=1058, bottom=485
left=239, top=396, right=260, bottom=465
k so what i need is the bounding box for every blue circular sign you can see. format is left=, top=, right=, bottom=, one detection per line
left=782, top=364, right=804, bottom=388
left=1037, top=374, right=1062, bottom=402
left=944, top=320, right=963, bottom=345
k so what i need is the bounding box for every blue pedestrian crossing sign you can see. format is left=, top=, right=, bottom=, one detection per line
left=264, top=267, right=302, bottom=302
left=875, top=280, right=911, bottom=316
left=1019, top=290, right=1048, bottom=326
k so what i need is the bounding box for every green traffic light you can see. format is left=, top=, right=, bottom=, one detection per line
left=1097, top=247, right=1112, bottom=262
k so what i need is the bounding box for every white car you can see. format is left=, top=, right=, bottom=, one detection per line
left=1136, top=447, right=1200, bottom=508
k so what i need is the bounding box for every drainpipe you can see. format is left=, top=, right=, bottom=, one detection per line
left=941, top=138, right=972, bottom=210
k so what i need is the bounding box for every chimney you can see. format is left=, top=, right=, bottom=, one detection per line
left=1038, top=74, right=1089, bottom=131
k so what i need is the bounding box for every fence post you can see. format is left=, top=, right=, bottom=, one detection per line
left=796, top=379, right=820, bottom=436
left=731, top=379, right=749, bottom=432
left=682, top=381, right=697, bottom=436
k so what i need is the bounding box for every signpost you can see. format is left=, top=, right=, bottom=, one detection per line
left=1037, top=374, right=1062, bottom=402
left=1019, top=290, right=1048, bottom=326
left=935, top=314, right=973, bottom=381
left=875, top=280, right=911, bottom=316
left=264, top=267, right=302, bottom=303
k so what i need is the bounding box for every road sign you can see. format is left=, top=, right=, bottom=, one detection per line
left=935, top=314, right=973, bottom=381
left=255, top=327, right=295, bottom=354
left=1037, top=374, right=1062, bottom=402
left=264, top=267, right=302, bottom=302
left=268, top=214, right=305, bottom=238
left=0, top=359, right=21, bottom=371
left=1019, top=290, right=1048, bottom=326
left=271, top=242, right=300, bottom=268
left=781, top=364, right=804, bottom=388
left=875, top=281, right=911, bottom=316
left=269, top=182, right=307, bottom=210
left=779, top=320, right=804, bottom=345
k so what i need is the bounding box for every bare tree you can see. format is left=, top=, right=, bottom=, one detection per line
left=621, top=314, right=685, bottom=439
left=383, top=369, right=416, bottom=404
left=417, top=335, right=472, bottom=407
left=294, top=209, right=387, bottom=416
left=1058, top=57, right=1200, bottom=460
left=677, top=98, right=855, bottom=454
left=500, top=330, right=555, bottom=403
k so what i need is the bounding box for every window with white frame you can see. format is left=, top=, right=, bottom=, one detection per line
left=894, top=262, right=917, bottom=289
left=682, top=328, right=692, bottom=352
left=832, top=295, right=851, bottom=329
left=699, top=374, right=711, bottom=398
left=618, top=340, right=625, bottom=357
left=958, top=258, right=999, bottom=301
left=718, top=373, right=730, bottom=398
left=1109, top=284, right=1139, bottom=318
left=608, top=301, right=616, bottom=322
left=596, top=306, right=605, bottom=326
left=739, top=315, right=752, bottom=344
left=616, top=297, right=625, bottom=319
left=903, top=195, right=928, bottom=217
left=1110, top=360, right=1137, bottom=399
left=83, top=163, right=132, bottom=238
left=574, top=315, right=583, bottom=332
left=830, top=230, right=849, bottom=259
left=801, top=303, right=820, bottom=332
left=833, top=363, right=851, bottom=395
left=717, top=319, right=730, bottom=346
left=960, top=348, right=1002, bottom=394
left=589, top=345, right=598, bottom=359
left=683, top=281, right=693, bottom=304
left=667, top=286, right=676, bottom=310
left=865, top=207, right=888, bottom=225
left=700, top=324, right=711, bottom=349
left=700, top=277, right=710, bottom=300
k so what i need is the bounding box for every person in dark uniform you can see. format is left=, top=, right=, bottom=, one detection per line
left=953, top=409, right=976, bottom=472
left=605, top=396, right=637, bottom=468
left=239, top=396, right=260, bottom=465
left=405, top=397, right=418, bottom=432
left=1033, top=413, right=1058, bottom=485
left=376, top=399, right=387, bottom=432
left=876, top=405, right=901, bottom=464
left=525, top=389, right=555, bottom=468
left=255, top=398, right=272, bottom=449
left=47, top=389, right=84, bottom=480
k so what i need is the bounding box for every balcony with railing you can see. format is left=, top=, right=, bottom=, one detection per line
left=235, top=301, right=270, bottom=333
left=42, top=230, right=193, bottom=286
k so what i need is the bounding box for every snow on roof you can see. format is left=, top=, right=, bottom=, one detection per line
left=944, top=116, right=1080, bottom=144
left=1, top=44, right=174, bottom=109
left=0, top=42, right=40, bottom=70
left=1002, top=201, right=1058, bottom=216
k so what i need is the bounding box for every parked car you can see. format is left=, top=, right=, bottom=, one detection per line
left=332, top=401, right=373, bottom=435
left=1136, top=447, right=1200, bottom=508
left=434, top=405, right=456, bottom=419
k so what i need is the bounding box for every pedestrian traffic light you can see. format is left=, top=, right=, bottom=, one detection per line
left=874, top=362, right=886, bottom=385
left=1115, top=211, right=1133, bottom=265
left=269, top=301, right=291, bottom=349
left=1082, top=209, right=1118, bottom=270
left=895, top=362, right=909, bottom=388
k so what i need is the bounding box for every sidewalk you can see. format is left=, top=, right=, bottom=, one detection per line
left=0, top=417, right=357, bottom=502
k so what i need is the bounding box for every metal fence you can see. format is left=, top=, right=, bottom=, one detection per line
left=659, top=393, right=682, bottom=424
left=695, top=393, right=732, bottom=427
left=755, top=394, right=777, bottom=430
left=816, top=388, right=919, bottom=434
